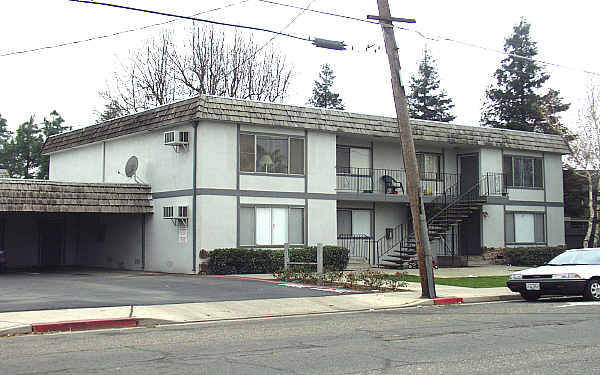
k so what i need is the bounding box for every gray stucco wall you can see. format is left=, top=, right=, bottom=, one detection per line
left=481, top=204, right=505, bottom=248
left=197, top=195, right=237, bottom=251
left=146, top=196, right=193, bottom=274
left=49, top=143, right=104, bottom=182
left=546, top=206, right=566, bottom=246
left=544, top=153, right=564, bottom=203
left=198, top=121, right=237, bottom=190
left=307, top=199, right=337, bottom=245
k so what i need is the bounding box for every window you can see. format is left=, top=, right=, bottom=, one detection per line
left=417, top=153, right=441, bottom=180
left=505, top=212, right=545, bottom=244
left=336, top=146, right=371, bottom=174
left=503, top=156, right=543, bottom=188
left=240, top=134, right=304, bottom=175
left=240, top=206, right=304, bottom=246
left=336, top=209, right=372, bottom=237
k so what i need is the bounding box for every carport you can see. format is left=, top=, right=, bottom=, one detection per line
left=0, top=179, right=152, bottom=270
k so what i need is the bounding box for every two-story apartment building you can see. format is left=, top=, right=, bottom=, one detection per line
left=39, top=94, right=568, bottom=273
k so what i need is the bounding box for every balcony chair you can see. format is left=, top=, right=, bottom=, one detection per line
left=381, top=175, right=404, bottom=195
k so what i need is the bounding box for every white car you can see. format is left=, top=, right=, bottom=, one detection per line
left=507, top=248, right=600, bottom=301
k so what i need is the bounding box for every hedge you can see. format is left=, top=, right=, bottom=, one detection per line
left=502, top=246, right=567, bottom=266
left=208, top=246, right=350, bottom=275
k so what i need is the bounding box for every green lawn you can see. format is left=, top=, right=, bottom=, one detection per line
left=402, top=275, right=510, bottom=288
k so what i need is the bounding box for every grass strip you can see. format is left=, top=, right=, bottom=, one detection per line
left=402, top=275, right=509, bottom=288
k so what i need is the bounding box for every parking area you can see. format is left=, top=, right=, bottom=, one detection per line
left=0, top=268, right=365, bottom=313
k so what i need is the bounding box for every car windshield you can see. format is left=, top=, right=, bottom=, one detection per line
left=547, top=250, right=600, bottom=265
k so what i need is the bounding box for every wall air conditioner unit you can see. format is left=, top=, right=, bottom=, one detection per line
left=163, top=206, right=174, bottom=219
left=177, top=206, right=189, bottom=219
left=164, top=131, right=190, bottom=152
left=163, top=205, right=188, bottom=226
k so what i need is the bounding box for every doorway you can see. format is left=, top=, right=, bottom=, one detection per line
left=459, top=153, right=479, bottom=194
left=39, top=221, right=64, bottom=267
left=459, top=210, right=481, bottom=256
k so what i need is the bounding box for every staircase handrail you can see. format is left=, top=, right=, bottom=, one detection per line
left=427, top=175, right=462, bottom=210
left=427, top=175, right=487, bottom=223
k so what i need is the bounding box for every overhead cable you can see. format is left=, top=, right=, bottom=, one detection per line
left=256, top=0, right=600, bottom=76
left=0, top=0, right=250, bottom=58
left=67, top=0, right=310, bottom=42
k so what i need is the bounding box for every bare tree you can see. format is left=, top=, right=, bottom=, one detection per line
left=98, top=31, right=183, bottom=122
left=559, top=85, right=600, bottom=247
left=98, top=26, right=293, bottom=121
left=171, top=26, right=292, bottom=102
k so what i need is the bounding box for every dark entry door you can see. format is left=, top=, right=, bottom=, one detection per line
left=459, top=209, right=481, bottom=256
left=40, top=221, right=64, bottom=267
left=459, top=154, right=479, bottom=195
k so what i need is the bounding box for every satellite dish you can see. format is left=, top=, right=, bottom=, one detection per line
left=125, top=156, right=139, bottom=178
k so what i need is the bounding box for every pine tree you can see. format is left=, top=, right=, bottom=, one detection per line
left=307, top=64, right=345, bottom=110
left=9, top=117, right=43, bottom=179
left=0, top=114, right=12, bottom=174
left=407, top=49, right=455, bottom=122
left=481, top=18, right=569, bottom=133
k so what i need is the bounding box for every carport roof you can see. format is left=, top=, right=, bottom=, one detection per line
left=0, top=180, right=152, bottom=214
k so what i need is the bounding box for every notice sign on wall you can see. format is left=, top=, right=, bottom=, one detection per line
left=179, top=226, right=188, bottom=243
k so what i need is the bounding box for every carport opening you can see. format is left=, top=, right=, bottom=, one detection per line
left=1, top=212, right=148, bottom=273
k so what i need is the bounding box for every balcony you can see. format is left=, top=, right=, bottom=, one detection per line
left=335, top=167, right=507, bottom=200
left=335, top=167, right=458, bottom=197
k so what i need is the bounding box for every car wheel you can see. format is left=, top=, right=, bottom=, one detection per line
left=584, top=279, right=600, bottom=301
left=520, top=291, right=541, bottom=302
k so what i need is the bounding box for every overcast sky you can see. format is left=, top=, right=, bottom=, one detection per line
left=0, top=0, right=598, bottom=132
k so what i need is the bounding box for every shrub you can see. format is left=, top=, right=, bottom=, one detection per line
left=502, top=246, right=567, bottom=266
left=208, top=246, right=350, bottom=275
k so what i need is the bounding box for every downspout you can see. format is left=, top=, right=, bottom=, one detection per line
left=192, top=121, right=199, bottom=273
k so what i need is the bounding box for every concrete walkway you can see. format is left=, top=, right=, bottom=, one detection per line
left=0, top=268, right=522, bottom=337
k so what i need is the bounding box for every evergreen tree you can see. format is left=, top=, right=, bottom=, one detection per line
left=481, top=18, right=569, bottom=132
left=9, top=117, right=43, bottom=179
left=37, top=110, right=71, bottom=179
left=0, top=114, right=12, bottom=174
left=407, top=49, right=455, bottom=122
left=307, top=64, right=345, bottom=110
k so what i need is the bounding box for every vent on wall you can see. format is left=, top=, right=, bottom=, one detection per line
left=164, top=131, right=190, bottom=152
left=163, top=205, right=188, bottom=226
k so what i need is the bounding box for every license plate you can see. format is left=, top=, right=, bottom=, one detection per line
left=526, top=282, right=540, bottom=291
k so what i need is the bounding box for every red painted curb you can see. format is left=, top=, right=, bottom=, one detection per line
left=32, top=318, right=138, bottom=333
left=433, top=297, right=463, bottom=305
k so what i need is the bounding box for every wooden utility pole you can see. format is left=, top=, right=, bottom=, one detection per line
left=370, top=0, right=436, bottom=298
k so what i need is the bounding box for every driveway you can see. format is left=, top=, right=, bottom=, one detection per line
left=0, top=269, right=365, bottom=313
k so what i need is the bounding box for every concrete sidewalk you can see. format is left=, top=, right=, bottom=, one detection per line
left=0, top=276, right=521, bottom=337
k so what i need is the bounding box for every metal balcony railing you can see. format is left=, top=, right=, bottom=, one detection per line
left=336, top=167, right=458, bottom=197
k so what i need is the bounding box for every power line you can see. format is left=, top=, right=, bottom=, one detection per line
left=256, top=0, right=600, bottom=77
left=223, top=0, right=316, bottom=78
left=0, top=0, right=250, bottom=58
left=67, top=0, right=310, bottom=42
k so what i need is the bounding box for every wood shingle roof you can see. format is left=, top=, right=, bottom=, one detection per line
left=0, top=180, right=152, bottom=214
left=42, top=95, right=570, bottom=155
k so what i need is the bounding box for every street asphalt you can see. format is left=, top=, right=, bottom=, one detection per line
left=0, top=269, right=367, bottom=312
left=1, top=298, right=598, bottom=374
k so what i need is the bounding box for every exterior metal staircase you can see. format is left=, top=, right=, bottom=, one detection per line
left=376, top=174, right=504, bottom=268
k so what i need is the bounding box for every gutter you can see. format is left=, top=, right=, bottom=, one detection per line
left=192, top=121, right=199, bottom=273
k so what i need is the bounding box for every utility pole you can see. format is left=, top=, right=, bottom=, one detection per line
left=369, top=0, right=436, bottom=298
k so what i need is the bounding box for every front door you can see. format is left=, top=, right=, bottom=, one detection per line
left=459, top=154, right=479, bottom=195
left=459, top=210, right=481, bottom=256
left=39, top=221, right=64, bottom=267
